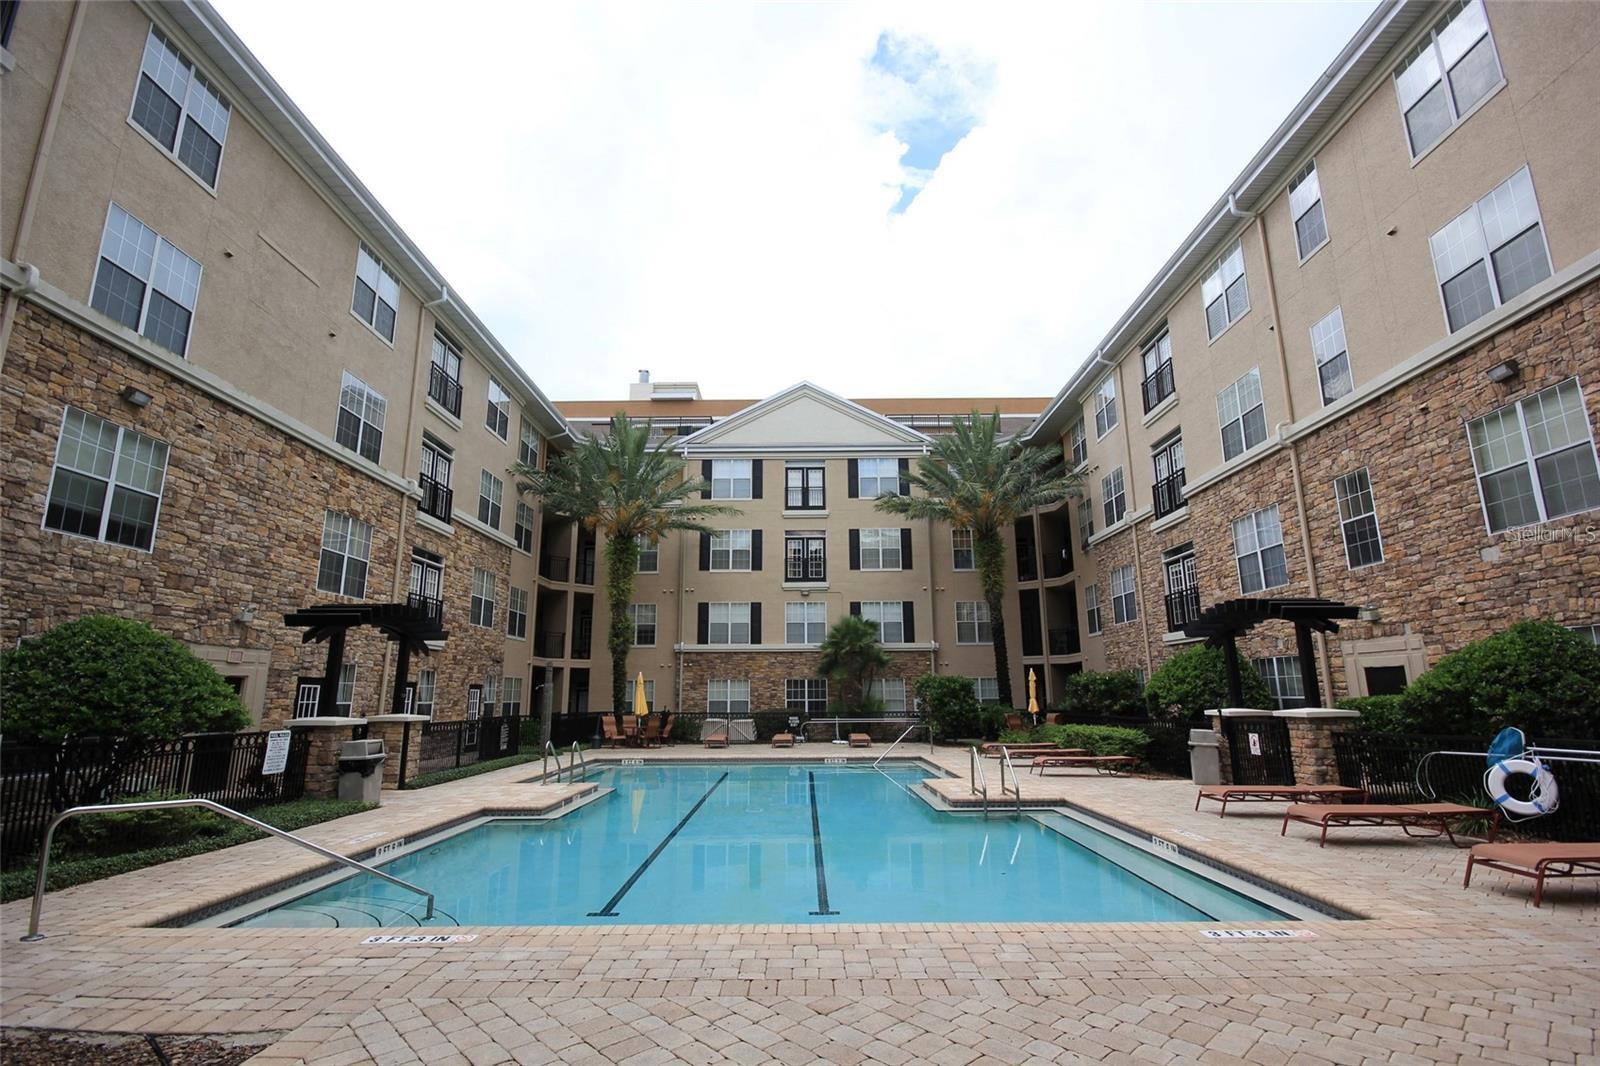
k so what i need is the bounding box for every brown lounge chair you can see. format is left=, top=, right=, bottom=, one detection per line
left=1463, top=842, right=1600, bottom=906
left=771, top=733, right=794, bottom=748
left=1281, top=802, right=1500, bottom=847
left=704, top=729, right=728, bottom=749
left=601, top=717, right=624, bottom=748
left=980, top=741, right=1061, bottom=757
left=848, top=733, right=872, bottom=748
left=1195, top=784, right=1368, bottom=817
left=1032, top=754, right=1138, bottom=776
left=639, top=717, right=663, bottom=748
left=658, top=713, right=675, bottom=746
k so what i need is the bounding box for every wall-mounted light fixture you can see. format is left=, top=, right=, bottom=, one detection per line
left=119, top=385, right=152, bottom=408
left=1486, top=359, right=1520, bottom=384
left=1356, top=605, right=1382, bottom=622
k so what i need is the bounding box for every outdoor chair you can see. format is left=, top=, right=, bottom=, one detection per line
left=640, top=717, right=663, bottom=747
left=1195, top=784, right=1368, bottom=817
left=601, top=717, right=623, bottom=748
left=848, top=733, right=872, bottom=748
left=771, top=733, right=794, bottom=748
left=704, top=729, right=728, bottom=749
left=1462, top=842, right=1600, bottom=906
left=658, top=713, right=675, bottom=746
left=1281, top=802, right=1500, bottom=847
left=1031, top=754, right=1136, bottom=776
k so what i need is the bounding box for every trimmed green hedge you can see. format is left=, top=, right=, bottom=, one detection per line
left=1146, top=645, right=1273, bottom=718
left=404, top=752, right=543, bottom=789
left=0, top=798, right=373, bottom=903
left=999, top=723, right=1151, bottom=758
left=1334, top=695, right=1408, bottom=733
left=1052, top=670, right=1147, bottom=718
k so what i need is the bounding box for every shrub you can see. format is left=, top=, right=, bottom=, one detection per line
left=1038, top=723, right=1151, bottom=758
left=0, top=616, right=246, bottom=744
left=1145, top=645, right=1273, bottom=719
left=405, top=753, right=542, bottom=789
left=54, top=790, right=237, bottom=856
left=916, top=674, right=1006, bottom=741
left=1054, top=670, right=1146, bottom=718
left=1335, top=695, right=1409, bottom=733
left=1397, top=620, right=1600, bottom=738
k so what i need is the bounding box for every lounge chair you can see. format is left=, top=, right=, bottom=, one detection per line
left=704, top=729, right=728, bottom=749
left=771, top=733, right=794, bottom=748
left=1462, top=842, right=1600, bottom=906
left=639, top=717, right=663, bottom=747
left=979, top=742, right=1071, bottom=757
left=1281, top=802, right=1500, bottom=847
left=1032, top=754, right=1138, bottom=776
left=1195, top=784, right=1368, bottom=817
left=848, top=733, right=871, bottom=748
left=601, top=717, right=623, bottom=748
left=658, top=713, right=675, bottom=746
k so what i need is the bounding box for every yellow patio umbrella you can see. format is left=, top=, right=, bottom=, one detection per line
left=1027, top=668, right=1039, bottom=721
left=633, top=672, right=649, bottom=718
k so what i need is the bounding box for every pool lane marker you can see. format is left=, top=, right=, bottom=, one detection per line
left=808, top=771, right=839, bottom=916
left=589, top=771, right=729, bottom=917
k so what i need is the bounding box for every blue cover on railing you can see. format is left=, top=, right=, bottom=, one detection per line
left=1486, top=726, right=1526, bottom=766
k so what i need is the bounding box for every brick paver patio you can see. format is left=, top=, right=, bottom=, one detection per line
left=1, top=744, right=1595, bottom=1064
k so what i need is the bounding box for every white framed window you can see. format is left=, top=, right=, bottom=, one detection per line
left=707, top=602, right=752, bottom=644
left=1334, top=469, right=1385, bottom=569
left=409, top=548, right=443, bottom=607
left=859, top=601, right=905, bottom=643
left=1101, top=467, right=1126, bottom=528
left=1569, top=624, right=1600, bottom=648
left=786, top=678, right=827, bottom=714
left=416, top=669, right=436, bottom=718
left=1140, top=330, right=1175, bottom=412
left=1467, top=377, right=1600, bottom=533
left=428, top=332, right=463, bottom=416
left=42, top=407, right=170, bottom=552
left=869, top=678, right=907, bottom=714
left=507, top=586, right=529, bottom=639
left=501, top=677, right=523, bottom=716
left=859, top=528, right=903, bottom=570
left=708, top=679, right=750, bottom=717
left=1233, top=505, right=1288, bottom=594
left=1394, top=0, right=1502, bottom=160
left=709, top=529, right=753, bottom=571
left=1077, top=498, right=1095, bottom=551
left=1092, top=375, right=1118, bottom=438
left=91, top=203, right=202, bottom=357
left=351, top=243, right=399, bottom=344
left=785, top=462, right=825, bottom=510
left=629, top=603, right=657, bottom=646
left=1068, top=418, right=1087, bottom=467
left=1288, top=161, right=1328, bottom=261
left=485, top=379, right=511, bottom=440
left=857, top=458, right=901, bottom=497
left=420, top=436, right=454, bottom=526
left=478, top=469, right=504, bottom=529
left=334, top=663, right=357, bottom=715
left=470, top=567, right=496, bottom=628
left=711, top=459, right=753, bottom=500
left=1254, top=656, right=1307, bottom=709
left=1309, top=308, right=1352, bottom=406
left=1202, top=241, right=1249, bottom=340
left=785, top=601, right=826, bottom=644
left=955, top=601, right=992, bottom=644
left=951, top=528, right=975, bottom=570
left=1430, top=167, right=1551, bottom=333
left=334, top=371, right=386, bottom=463
left=1084, top=583, right=1102, bottom=635
left=294, top=681, right=322, bottom=719
left=1218, top=368, right=1267, bottom=461
left=129, top=25, right=231, bottom=188
left=1111, top=564, right=1138, bottom=624
left=975, top=677, right=1000, bottom=704
left=636, top=534, right=659, bottom=573
left=483, top=675, right=499, bottom=716
left=518, top=417, right=540, bottom=467
left=317, top=510, right=372, bottom=597
left=514, top=503, right=535, bottom=554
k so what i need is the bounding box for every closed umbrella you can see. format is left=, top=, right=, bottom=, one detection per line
left=634, top=672, right=649, bottom=718
left=1027, top=669, right=1039, bottom=724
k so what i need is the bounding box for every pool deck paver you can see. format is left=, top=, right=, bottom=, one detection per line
left=0, top=744, right=1596, bottom=1064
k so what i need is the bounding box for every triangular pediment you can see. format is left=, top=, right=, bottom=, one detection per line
left=677, top=382, right=931, bottom=454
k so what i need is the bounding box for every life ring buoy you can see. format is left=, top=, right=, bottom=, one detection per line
left=1485, top=757, right=1558, bottom=817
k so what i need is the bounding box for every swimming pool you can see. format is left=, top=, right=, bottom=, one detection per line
left=222, top=763, right=1301, bottom=927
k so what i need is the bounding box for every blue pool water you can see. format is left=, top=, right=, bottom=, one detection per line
left=230, top=763, right=1290, bottom=927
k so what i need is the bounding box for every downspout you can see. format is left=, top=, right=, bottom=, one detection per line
left=1112, top=355, right=1153, bottom=679
left=0, top=263, right=41, bottom=379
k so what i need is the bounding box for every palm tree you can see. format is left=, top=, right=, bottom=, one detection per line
left=874, top=411, right=1082, bottom=709
left=818, top=615, right=891, bottom=712
left=510, top=414, right=738, bottom=729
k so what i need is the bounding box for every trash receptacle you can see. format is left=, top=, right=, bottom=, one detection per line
left=337, top=738, right=386, bottom=803
left=1189, top=728, right=1222, bottom=785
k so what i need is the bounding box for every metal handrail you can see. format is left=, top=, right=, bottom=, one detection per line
left=543, top=740, right=559, bottom=782
left=19, top=798, right=434, bottom=941
left=998, top=747, right=1023, bottom=817
left=872, top=722, right=931, bottom=767
left=568, top=741, right=587, bottom=782
left=969, top=746, right=989, bottom=819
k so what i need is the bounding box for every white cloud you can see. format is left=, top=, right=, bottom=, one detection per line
left=213, top=0, right=1378, bottom=402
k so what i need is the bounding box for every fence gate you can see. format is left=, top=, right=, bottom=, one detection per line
left=1223, top=716, right=1295, bottom=785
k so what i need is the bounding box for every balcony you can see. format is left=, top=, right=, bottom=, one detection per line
left=428, top=364, right=462, bottom=418
left=1141, top=360, right=1175, bottom=413
left=1048, top=627, right=1080, bottom=656
left=1152, top=470, right=1187, bottom=519
left=406, top=591, right=443, bottom=623
left=539, top=554, right=569, bottom=582
left=575, top=551, right=595, bottom=585
left=533, top=631, right=566, bottom=658
left=418, top=474, right=453, bottom=523
left=785, top=550, right=826, bottom=583
left=1165, top=586, right=1201, bottom=633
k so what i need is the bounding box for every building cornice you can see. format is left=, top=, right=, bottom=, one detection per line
left=673, top=642, right=938, bottom=653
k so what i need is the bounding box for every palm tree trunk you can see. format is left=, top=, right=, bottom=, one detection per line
left=603, top=536, right=639, bottom=725
left=976, top=531, right=1014, bottom=708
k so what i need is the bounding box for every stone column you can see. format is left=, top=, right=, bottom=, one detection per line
left=1275, top=708, right=1362, bottom=786
left=287, top=717, right=364, bottom=799
left=366, top=714, right=430, bottom=789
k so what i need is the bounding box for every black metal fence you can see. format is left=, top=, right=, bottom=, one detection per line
left=1054, top=715, right=1200, bottom=775
left=415, top=714, right=540, bottom=776
left=1333, top=732, right=1600, bottom=842
left=0, top=730, right=312, bottom=868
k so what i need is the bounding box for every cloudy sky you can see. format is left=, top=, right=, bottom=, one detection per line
left=214, top=0, right=1377, bottom=402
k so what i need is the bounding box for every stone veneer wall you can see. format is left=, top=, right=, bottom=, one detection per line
left=410, top=522, right=515, bottom=722
left=678, top=649, right=933, bottom=712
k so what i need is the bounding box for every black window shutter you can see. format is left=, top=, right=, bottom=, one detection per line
left=698, top=531, right=711, bottom=570
left=848, top=529, right=860, bottom=570
left=751, top=529, right=763, bottom=570
left=697, top=603, right=709, bottom=644
left=902, top=601, right=915, bottom=642
left=701, top=460, right=713, bottom=499
left=751, top=460, right=763, bottom=499
left=749, top=602, right=762, bottom=645
left=849, top=601, right=861, bottom=617
left=847, top=458, right=859, bottom=498
left=900, top=528, right=913, bottom=570
left=897, top=458, right=910, bottom=496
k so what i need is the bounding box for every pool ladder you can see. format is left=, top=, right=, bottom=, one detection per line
left=969, top=746, right=1023, bottom=819
left=543, top=741, right=588, bottom=784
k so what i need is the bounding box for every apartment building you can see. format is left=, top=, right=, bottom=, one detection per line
left=0, top=0, right=571, bottom=726
left=546, top=380, right=1050, bottom=716
left=1018, top=0, right=1600, bottom=708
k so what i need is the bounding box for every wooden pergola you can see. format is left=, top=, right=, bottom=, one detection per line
left=284, top=601, right=448, bottom=717
left=1181, top=597, right=1362, bottom=708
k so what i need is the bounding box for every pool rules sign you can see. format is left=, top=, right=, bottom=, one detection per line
left=261, top=729, right=292, bottom=775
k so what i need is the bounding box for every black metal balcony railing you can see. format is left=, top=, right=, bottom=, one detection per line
left=571, top=639, right=591, bottom=660
left=406, top=591, right=443, bottom=623
left=785, top=550, right=826, bottom=582
left=428, top=363, right=462, bottom=418
left=575, top=552, right=596, bottom=585
left=539, top=554, right=569, bottom=582
left=533, top=631, right=566, bottom=658
left=1142, top=360, right=1175, bottom=413
left=1165, top=586, right=1201, bottom=633
left=418, top=474, right=453, bottom=523
left=1048, top=627, right=1081, bottom=656
left=1016, top=541, right=1038, bottom=582
left=1152, top=469, right=1187, bottom=519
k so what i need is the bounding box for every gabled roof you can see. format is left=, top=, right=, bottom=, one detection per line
left=674, top=382, right=933, bottom=455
